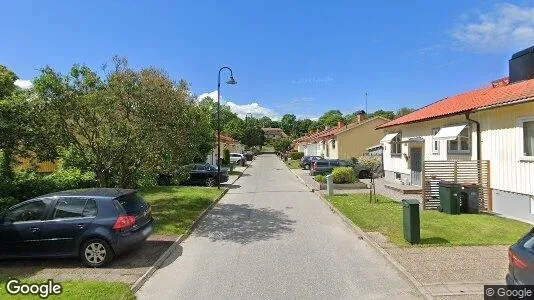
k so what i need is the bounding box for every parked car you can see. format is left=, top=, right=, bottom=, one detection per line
left=184, top=163, right=229, bottom=187
left=299, top=156, right=323, bottom=170
left=506, top=228, right=534, bottom=285
left=230, top=153, right=245, bottom=165
left=309, top=159, right=353, bottom=176
left=0, top=188, right=153, bottom=268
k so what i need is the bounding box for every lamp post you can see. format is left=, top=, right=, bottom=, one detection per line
left=217, top=67, right=237, bottom=189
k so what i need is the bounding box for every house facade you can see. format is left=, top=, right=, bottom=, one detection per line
left=206, top=134, right=244, bottom=165
left=294, top=115, right=388, bottom=160
left=262, top=128, right=286, bottom=141
left=377, top=46, right=534, bottom=223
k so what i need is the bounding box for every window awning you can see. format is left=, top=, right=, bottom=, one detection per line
left=380, top=133, right=399, bottom=143
left=433, top=124, right=467, bottom=141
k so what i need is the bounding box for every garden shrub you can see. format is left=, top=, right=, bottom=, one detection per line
left=331, top=167, right=356, bottom=184
left=45, top=168, right=98, bottom=191
left=315, top=174, right=326, bottom=183
left=223, top=149, right=231, bottom=165
left=290, top=152, right=304, bottom=160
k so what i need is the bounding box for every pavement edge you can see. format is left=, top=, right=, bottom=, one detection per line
left=131, top=162, right=251, bottom=293
left=285, top=162, right=433, bottom=300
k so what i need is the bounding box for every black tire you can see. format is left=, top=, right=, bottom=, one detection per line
left=205, top=177, right=216, bottom=187
left=303, top=164, right=309, bottom=170
left=80, top=238, right=115, bottom=268
left=359, top=170, right=370, bottom=179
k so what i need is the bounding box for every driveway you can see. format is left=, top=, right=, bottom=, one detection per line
left=137, top=154, right=421, bottom=299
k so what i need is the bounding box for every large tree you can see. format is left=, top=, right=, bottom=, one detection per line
left=33, top=58, right=212, bottom=187
left=317, top=110, right=345, bottom=128
left=280, top=114, right=297, bottom=136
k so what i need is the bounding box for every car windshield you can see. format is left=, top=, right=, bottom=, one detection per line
left=116, top=193, right=148, bottom=215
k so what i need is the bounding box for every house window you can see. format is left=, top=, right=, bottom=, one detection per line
left=521, top=119, right=534, bottom=157
left=391, top=132, right=402, bottom=156
left=331, top=140, right=336, bottom=149
left=395, top=172, right=401, bottom=180
left=447, top=127, right=470, bottom=154
left=431, top=128, right=440, bottom=154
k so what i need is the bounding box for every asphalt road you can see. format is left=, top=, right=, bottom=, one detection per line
left=137, top=154, right=421, bottom=299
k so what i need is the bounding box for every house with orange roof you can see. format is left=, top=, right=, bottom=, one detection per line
left=377, top=46, right=534, bottom=223
left=206, top=134, right=244, bottom=165
left=294, top=111, right=389, bottom=160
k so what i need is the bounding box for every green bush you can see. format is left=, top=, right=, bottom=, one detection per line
left=223, top=149, right=231, bottom=165
left=0, top=197, right=18, bottom=213
left=331, top=167, right=356, bottom=184
left=0, top=169, right=98, bottom=203
left=290, top=152, right=304, bottom=160
left=315, top=174, right=326, bottom=183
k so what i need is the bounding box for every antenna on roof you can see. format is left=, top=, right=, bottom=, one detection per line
left=365, top=92, right=368, bottom=114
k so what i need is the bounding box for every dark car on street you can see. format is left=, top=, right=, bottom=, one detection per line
left=506, top=228, right=534, bottom=285
left=184, top=163, right=229, bottom=187
left=0, top=188, right=153, bottom=267
left=299, top=155, right=323, bottom=170
left=309, top=159, right=353, bottom=176
left=309, top=159, right=371, bottom=178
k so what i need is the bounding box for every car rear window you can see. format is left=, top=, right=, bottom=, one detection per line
left=523, top=233, right=534, bottom=251
left=116, top=193, right=148, bottom=215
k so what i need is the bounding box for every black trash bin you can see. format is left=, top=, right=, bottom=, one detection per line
left=402, top=199, right=420, bottom=244
left=461, top=184, right=480, bottom=213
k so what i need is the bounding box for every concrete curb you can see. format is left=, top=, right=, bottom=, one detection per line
left=131, top=163, right=250, bottom=293
left=286, top=162, right=433, bottom=299
left=313, top=191, right=433, bottom=300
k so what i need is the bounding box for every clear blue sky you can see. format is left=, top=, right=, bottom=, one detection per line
left=2, top=1, right=533, bottom=119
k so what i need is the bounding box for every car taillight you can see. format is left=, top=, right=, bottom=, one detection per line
left=312, top=162, right=317, bottom=170
left=509, top=249, right=528, bottom=269
left=113, top=215, right=136, bottom=231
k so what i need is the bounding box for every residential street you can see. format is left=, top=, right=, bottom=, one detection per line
left=137, top=154, right=421, bottom=299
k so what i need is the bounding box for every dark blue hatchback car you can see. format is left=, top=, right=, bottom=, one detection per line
left=0, top=188, right=153, bottom=267
left=507, top=228, right=534, bottom=285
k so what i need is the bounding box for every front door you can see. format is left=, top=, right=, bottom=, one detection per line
left=410, top=147, right=423, bottom=186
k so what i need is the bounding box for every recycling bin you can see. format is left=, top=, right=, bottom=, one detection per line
left=402, top=199, right=420, bottom=244
left=439, top=181, right=461, bottom=214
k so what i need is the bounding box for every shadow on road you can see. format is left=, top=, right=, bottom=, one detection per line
left=194, top=203, right=296, bottom=244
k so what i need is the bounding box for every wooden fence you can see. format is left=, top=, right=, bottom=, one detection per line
left=422, top=160, right=491, bottom=211
left=16, top=157, right=57, bottom=173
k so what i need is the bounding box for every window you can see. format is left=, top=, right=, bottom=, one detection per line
left=52, top=198, right=98, bottom=219
left=395, top=172, right=401, bottom=180
left=431, top=128, right=440, bottom=154
left=391, top=132, right=402, bottom=155
left=447, top=127, right=470, bottom=153
left=521, top=119, right=534, bottom=157
left=4, top=199, right=51, bottom=223
left=331, top=140, right=336, bottom=149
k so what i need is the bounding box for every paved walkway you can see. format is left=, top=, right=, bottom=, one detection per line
left=137, top=154, right=421, bottom=299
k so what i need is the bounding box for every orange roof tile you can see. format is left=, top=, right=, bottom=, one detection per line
left=377, top=77, right=534, bottom=129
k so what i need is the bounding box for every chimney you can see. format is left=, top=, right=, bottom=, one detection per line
left=356, top=110, right=366, bottom=123
left=509, top=46, right=534, bottom=84
left=337, top=121, right=344, bottom=128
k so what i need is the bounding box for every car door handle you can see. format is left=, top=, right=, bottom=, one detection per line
left=30, top=227, right=40, bottom=233
left=76, top=224, right=85, bottom=230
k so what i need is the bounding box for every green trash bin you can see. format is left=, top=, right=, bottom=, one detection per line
left=402, top=199, right=420, bottom=244
left=439, top=181, right=461, bottom=214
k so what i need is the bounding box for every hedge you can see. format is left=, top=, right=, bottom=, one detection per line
left=331, top=167, right=356, bottom=184
left=290, top=152, right=304, bottom=160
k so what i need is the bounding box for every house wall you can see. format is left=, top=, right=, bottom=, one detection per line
left=381, top=114, right=477, bottom=184
left=305, top=143, right=318, bottom=156
left=324, top=138, right=339, bottom=159
left=337, top=118, right=389, bottom=160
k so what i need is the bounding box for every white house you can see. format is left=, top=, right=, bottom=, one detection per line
left=378, top=46, right=534, bottom=223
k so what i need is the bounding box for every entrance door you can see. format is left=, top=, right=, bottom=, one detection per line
left=410, top=147, right=422, bottom=186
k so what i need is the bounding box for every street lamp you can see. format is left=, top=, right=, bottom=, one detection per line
left=217, top=66, right=237, bottom=189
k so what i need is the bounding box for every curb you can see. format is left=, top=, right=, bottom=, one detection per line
left=313, top=191, right=433, bottom=300
left=131, top=163, right=250, bottom=293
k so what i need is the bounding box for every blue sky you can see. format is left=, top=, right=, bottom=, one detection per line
left=2, top=1, right=534, bottom=120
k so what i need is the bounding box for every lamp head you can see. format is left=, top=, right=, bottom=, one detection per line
left=226, top=76, right=237, bottom=85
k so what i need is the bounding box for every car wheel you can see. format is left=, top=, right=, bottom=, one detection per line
left=81, top=238, right=114, bottom=268
left=205, top=177, right=216, bottom=187
left=359, top=170, right=370, bottom=179
left=303, top=164, right=309, bottom=170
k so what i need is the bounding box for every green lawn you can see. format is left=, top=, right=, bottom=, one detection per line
left=139, top=186, right=225, bottom=236
left=327, top=194, right=532, bottom=247
left=286, top=160, right=301, bottom=169
left=0, top=278, right=134, bottom=299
